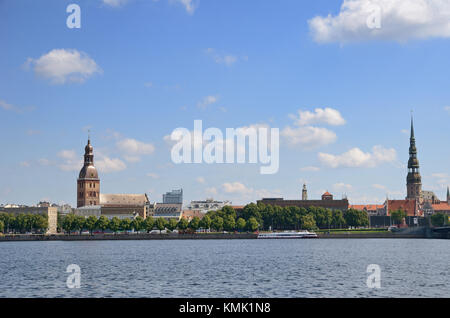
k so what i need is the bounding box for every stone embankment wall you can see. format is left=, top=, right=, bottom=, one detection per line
left=0, top=233, right=258, bottom=242
left=317, top=233, right=425, bottom=239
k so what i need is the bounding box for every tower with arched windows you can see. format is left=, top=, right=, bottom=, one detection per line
left=77, top=137, right=100, bottom=207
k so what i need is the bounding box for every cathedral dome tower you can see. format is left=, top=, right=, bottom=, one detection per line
left=77, top=136, right=100, bottom=207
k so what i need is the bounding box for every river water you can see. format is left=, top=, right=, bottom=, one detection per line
left=0, top=239, right=448, bottom=298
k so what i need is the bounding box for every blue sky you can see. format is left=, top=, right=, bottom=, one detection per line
left=1, top=0, right=450, bottom=206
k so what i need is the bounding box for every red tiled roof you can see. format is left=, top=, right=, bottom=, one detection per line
left=432, top=203, right=450, bottom=211
left=323, top=192, right=332, bottom=196
left=387, top=200, right=417, bottom=216
left=181, top=210, right=204, bottom=220
left=350, top=205, right=384, bottom=211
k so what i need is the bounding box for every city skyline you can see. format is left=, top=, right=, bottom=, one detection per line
left=1, top=0, right=450, bottom=206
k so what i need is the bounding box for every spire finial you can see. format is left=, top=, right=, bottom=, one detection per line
left=410, top=110, right=415, bottom=139
left=88, top=129, right=91, bottom=143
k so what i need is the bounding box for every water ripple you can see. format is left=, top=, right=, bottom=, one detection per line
left=0, top=239, right=449, bottom=298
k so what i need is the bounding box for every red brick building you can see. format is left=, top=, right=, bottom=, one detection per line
left=386, top=199, right=421, bottom=217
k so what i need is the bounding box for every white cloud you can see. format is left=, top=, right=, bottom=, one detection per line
left=281, top=107, right=344, bottom=149
left=55, top=148, right=126, bottom=173
left=147, top=173, right=159, bottom=179
left=309, top=0, right=450, bottom=44
left=20, top=161, right=31, bottom=168
left=221, top=182, right=281, bottom=203
left=58, top=150, right=77, bottom=160
left=223, top=182, right=252, bottom=194
left=170, top=0, right=197, bottom=14
left=0, top=100, right=18, bottom=112
left=333, top=182, right=353, bottom=192
left=26, top=129, right=41, bottom=136
left=281, top=126, right=337, bottom=149
left=103, top=0, right=128, bottom=7
left=348, top=194, right=386, bottom=205
left=444, top=106, right=450, bottom=114
left=0, top=99, right=34, bottom=114
left=370, top=184, right=404, bottom=199
left=205, top=187, right=218, bottom=196
left=104, top=0, right=197, bottom=14
left=57, top=149, right=82, bottom=171
left=431, top=173, right=448, bottom=179
left=117, top=138, right=155, bottom=162
left=164, top=123, right=273, bottom=159
left=123, top=155, right=141, bottom=163
left=300, top=166, right=321, bottom=172
left=372, top=183, right=388, bottom=191
left=318, top=145, right=397, bottom=168
left=25, top=49, right=101, bottom=84
left=234, top=123, right=273, bottom=153
left=206, top=48, right=239, bottom=66
left=196, top=177, right=206, bottom=184
left=197, top=95, right=218, bottom=109
left=96, top=156, right=127, bottom=173
left=430, top=173, right=450, bottom=187
left=38, top=158, right=51, bottom=166
left=290, top=108, right=346, bottom=126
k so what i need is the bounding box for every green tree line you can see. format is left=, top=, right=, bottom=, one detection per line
left=206, top=204, right=369, bottom=231
left=0, top=213, right=49, bottom=234
left=431, top=213, right=449, bottom=227
left=57, top=210, right=269, bottom=234
left=56, top=204, right=369, bottom=235
left=58, top=214, right=226, bottom=234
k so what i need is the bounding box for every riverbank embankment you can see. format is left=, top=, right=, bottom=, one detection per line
left=0, top=233, right=258, bottom=241
left=0, top=227, right=448, bottom=241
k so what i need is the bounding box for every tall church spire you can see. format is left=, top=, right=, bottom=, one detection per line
left=406, top=115, right=422, bottom=200
left=447, top=186, right=449, bottom=203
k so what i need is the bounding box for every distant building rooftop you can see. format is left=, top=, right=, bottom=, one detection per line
left=100, top=194, right=148, bottom=206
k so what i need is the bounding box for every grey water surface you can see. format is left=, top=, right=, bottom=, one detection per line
left=0, top=239, right=448, bottom=298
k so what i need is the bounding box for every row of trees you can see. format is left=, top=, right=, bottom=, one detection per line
left=390, top=209, right=407, bottom=225
left=58, top=205, right=369, bottom=234
left=57, top=204, right=369, bottom=235
left=206, top=204, right=370, bottom=231
left=58, top=213, right=257, bottom=234
left=2, top=207, right=446, bottom=236
left=0, top=213, right=49, bottom=234
left=388, top=209, right=449, bottom=227
left=60, top=214, right=150, bottom=234
left=431, top=213, right=449, bottom=227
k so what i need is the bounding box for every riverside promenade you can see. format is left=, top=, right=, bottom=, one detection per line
left=0, top=233, right=258, bottom=242
left=1, top=226, right=448, bottom=242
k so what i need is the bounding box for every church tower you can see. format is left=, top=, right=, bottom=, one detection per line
left=77, top=136, right=100, bottom=207
left=406, top=116, right=422, bottom=200
left=302, top=184, right=308, bottom=200
left=447, top=186, right=449, bottom=204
